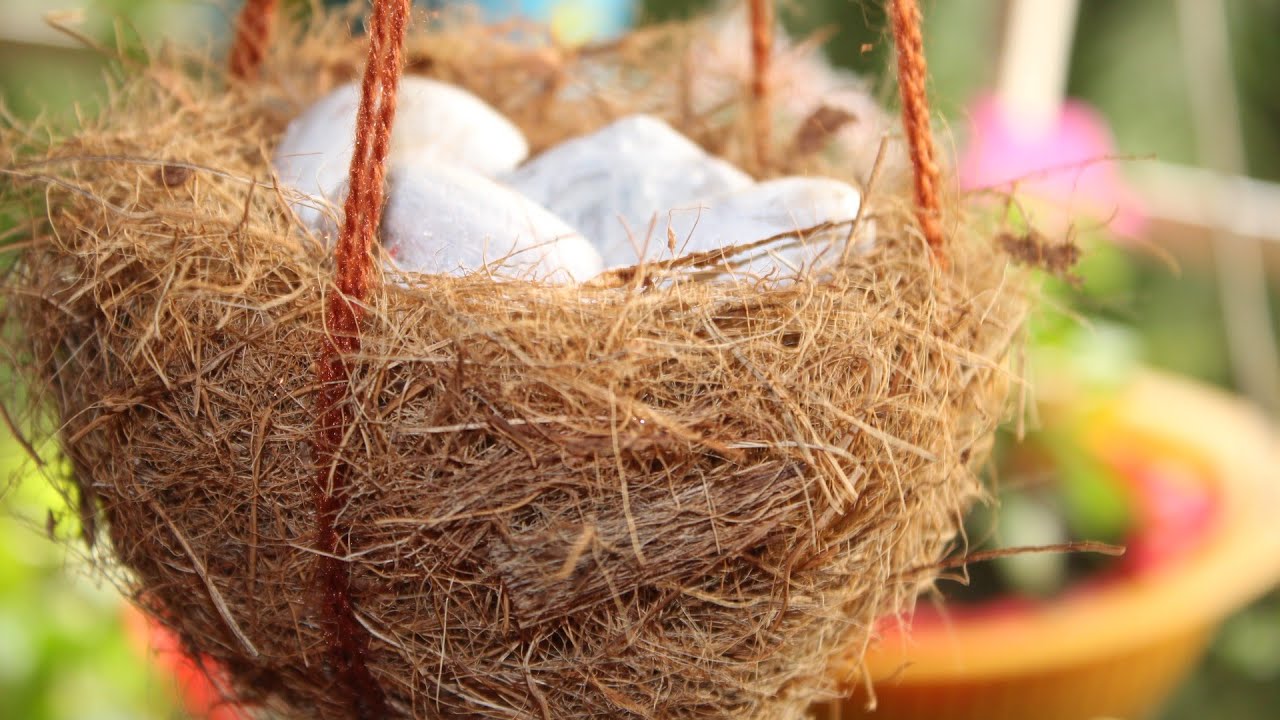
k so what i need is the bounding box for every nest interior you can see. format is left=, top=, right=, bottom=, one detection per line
left=1, top=7, right=1029, bottom=720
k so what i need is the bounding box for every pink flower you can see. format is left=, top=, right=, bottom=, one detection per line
left=960, top=94, right=1145, bottom=237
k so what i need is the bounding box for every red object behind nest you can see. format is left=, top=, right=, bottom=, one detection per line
left=123, top=607, right=244, bottom=720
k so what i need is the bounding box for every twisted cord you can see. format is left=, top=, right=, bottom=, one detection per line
left=749, top=0, right=774, bottom=169
left=890, top=0, right=945, bottom=257
left=312, top=1, right=410, bottom=716
left=228, top=0, right=279, bottom=80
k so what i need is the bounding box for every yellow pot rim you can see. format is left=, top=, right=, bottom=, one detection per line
left=855, top=370, right=1280, bottom=683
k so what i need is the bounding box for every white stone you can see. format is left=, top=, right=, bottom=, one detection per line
left=661, top=176, right=873, bottom=278
left=376, top=162, right=603, bottom=284
left=273, top=77, right=529, bottom=227
left=501, top=114, right=753, bottom=268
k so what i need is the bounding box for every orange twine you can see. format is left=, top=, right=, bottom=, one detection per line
left=311, top=0, right=409, bottom=717
left=228, top=0, right=278, bottom=80
left=890, top=0, right=946, bottom=258
left=749, top=0, right=774, bottom=169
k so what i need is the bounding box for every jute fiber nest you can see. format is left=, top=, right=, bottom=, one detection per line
left=1, top=0, right=1030, bottom=718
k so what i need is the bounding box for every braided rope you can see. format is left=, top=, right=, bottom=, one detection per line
left=890, top=0, right=946, bottom=256
left=228, top=0, right=278, bottom=80
left=310, top=1, right=409, bottom=716
left=749, top=0, right=774, bottom=169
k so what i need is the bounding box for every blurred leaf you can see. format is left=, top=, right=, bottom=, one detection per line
left=1, top=432, right=181, bottom=720
left=1050, top=438, right=1134, bottom=546
left=994, top=490, right=1069, bottom=597
left=1213, top=596, right=1280, bottom=681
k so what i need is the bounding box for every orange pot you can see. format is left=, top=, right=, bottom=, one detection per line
left=819, top=371, right=1280, bottom=720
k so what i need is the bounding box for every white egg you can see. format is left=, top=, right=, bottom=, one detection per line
left=662, top=176, right=874, bottom=278
left=273, top=77, right=529, bottom=226
left=502, top=115, right=753, bottom=268
left=376, top=162, right=602, bottom=284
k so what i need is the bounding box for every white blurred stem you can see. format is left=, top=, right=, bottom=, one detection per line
left=1175, top=0, right=1280, bottom=414
left=996, top=0, right=1079, bottom=135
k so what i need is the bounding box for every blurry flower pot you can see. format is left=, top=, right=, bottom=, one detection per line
left=819, top=370, right=1280, bottom=720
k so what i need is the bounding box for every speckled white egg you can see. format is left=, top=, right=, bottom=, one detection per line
left=273, top=77, right=529, bottom=227
left=502, top=115, right=753, bottom=268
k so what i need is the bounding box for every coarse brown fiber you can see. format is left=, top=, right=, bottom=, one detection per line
left=1, top=5, right=1029, bottom=719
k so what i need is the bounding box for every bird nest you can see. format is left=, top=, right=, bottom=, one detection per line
left=1, top=4, right=1029, bottom=719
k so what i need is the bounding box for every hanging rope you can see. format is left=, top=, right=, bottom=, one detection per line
left=749, top=0, right=774, bottom=170
left=228, top=0, right=279, bottom=80
left=311, top=0, right=409, bottom=716
left=890, top=0, right=945, bottom=257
